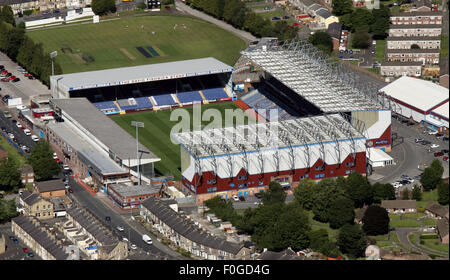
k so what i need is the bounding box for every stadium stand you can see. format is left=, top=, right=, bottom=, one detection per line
left=153, top=94, right=177, bottom=106
left=135, top=97, right=153, bottom=110
left=240, top=89, right=295, bottom=121
left=177, top=91, right=204, bottom=104
left=202, top=88, right=229, bottom=100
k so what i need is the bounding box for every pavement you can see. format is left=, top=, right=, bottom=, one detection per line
left=368, top=116, right=449, bottom=191
left=174, top=0, right=257, bottom=43
left=0, top=52, right=50, bottom=105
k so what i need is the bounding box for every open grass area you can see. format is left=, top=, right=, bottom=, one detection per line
left=110, top=102, right=252, bottom=180
left=402, top=213, right=426, bottom=219
left=0, top=137, right=26, bottom=167
left=389, top=219, right=421, bottom=228
left=441, top=35, right=449, bottom=59
left=375, top=39, right=386, bottom=63
left=27, top=15, right=247, bottom=74
left=307, top=211, right=340, bottom=242
left=423, top=218, right=437, bottom=227
left=422, top=239, right=449, bottom=254
left=259, top=10, right=284, bottom=20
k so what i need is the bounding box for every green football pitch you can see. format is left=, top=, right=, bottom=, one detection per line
left=27, top=15, right=247, bottom=74
left=111, top=102, right=255, bottom=180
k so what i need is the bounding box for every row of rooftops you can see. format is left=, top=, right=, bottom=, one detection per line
left=141, top=196, right=243, bottom=255
left=390, top=11, right=443, bottom=17
left=386, top=36, right=441, bottom=41
left=12, top=215, right=69, bottom=260
left=385, top=48, right=441, bottom=54
left=66, top=205, right=119, bottom=254
left=389, top=24, right=442, bottom=29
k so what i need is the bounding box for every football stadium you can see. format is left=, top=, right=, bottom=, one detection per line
left=47, top=37, right=394, bottom=204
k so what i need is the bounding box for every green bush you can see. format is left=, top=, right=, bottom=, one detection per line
left=418, top=207, right=425, bottom=213
left=420, top=234, right=439, bottom=240
left=23, top=10, right=33, bottom=16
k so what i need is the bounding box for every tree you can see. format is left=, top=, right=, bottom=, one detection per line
left=402, top=188, right=410, bottom=200
left=312, top=179, right=346, bottom=223
left=91, top=0, right=116, bottom=16
left=275, top=203, right=311, bottom=251
left=352, top=30, right=370, bottom=49
left=337, top=224, right=367, bottom=258
left=350, top=8, right=374, bottom=32
left=362, top=205, right=390, bottom=236
left=293, top=179, right=316, bottom=210
left=332, top=0, right=353, bottom=16
left=309, top=31, right=333, bottom=54
left=262, top=181, right=286, bottom=205
left=0, top=5, right=15, bottom=26
left=373, top=183, right=395, bottom=203
left=437, top=181, right=449, bottom=205
left=411, top=185, right=422, bottom=201
left=0, top=198, right=18, bottom=223
left=328, top=196, right=355, bottom=229
left=420, top=159, right=444, bottom=191
left=308, top=229, right=329, bottom=252
left=0, top=159, right=21, bottom=192
left=344, top=173, right=373, bottom=208
left=28, top=141, right=60, bottom=181
left=370, top=4, right=390, bottom=39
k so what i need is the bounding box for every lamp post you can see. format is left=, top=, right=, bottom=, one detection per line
left=50, top=51, right=57, bottom=76
left=131, top=121, right=144, bottom=186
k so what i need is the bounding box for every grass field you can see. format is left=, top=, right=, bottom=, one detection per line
left=27, top=15, right=247, bottom=74
left=375, top=39, right=386, bottom=63
left=0, top=137, right=26, bottom=167
left=111, top=102, right=254, bottom=180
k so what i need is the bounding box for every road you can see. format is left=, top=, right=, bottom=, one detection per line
left=0, top=107, right=36, bottom=152
left=0, top=223, right=41, bottom=260
left=174, top=0, right=257, bottom=43
left=67, top=176, right=188, bottom=260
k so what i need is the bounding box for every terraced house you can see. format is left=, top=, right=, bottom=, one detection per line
left=390, top=11, right=443, bottom=25
left=388, top=24, right=442, bottom=37
left=1, top=0, right=91, bottom=15
left=140, top=197, right=251, bottom=260
left=386, top=48, right=440, bottom=65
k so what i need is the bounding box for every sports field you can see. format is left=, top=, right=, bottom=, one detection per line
left=111, top=102, right=254, bottom=180
left=27, top=15, right=247, bottom=74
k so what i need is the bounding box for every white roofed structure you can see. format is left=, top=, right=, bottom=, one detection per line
left=240, top=39, right=384, bottom=113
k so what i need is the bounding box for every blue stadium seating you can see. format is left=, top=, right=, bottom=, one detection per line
left=94, top=101, right=119, bottom=111
left=202, top=88, right=229, bottom=100
left=177, top=91, right=203, bottom=103
left=135, top=97, right=153, bottom=110
left=153, top=94, right=177, bottom=106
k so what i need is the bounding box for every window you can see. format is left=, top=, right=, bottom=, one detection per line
left=315, top=166, right=325, bottom=171
left=207, top=187, right=217, bottom=192
left=346, top=162, right=355, bottom=167
left=238, top=176, right=247, bottom=180
left=207, top=179, right=216, bottom=184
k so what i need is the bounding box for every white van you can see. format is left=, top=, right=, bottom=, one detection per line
left=142, top=234, right=152, bottom=245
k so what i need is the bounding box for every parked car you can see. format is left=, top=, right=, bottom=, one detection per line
left=443, top=156, right=449, bottom=162
left=16, top=122, right=22, bottom=128
left=68, top=188, right=73, bottom=193
left=23, top=129, right=31, bottom=136
left=130, top=244, right=137, bottom=250
left=431, top=144, right=439, bottom=149
left=142, top=234, right=153, bottom=245
left=415, top=138, right=424, bottom=143
left=239, top=196, right=245, bottom=202
left=443, top=137, right=449, bottom=141
left=434, top=152, right=444, bottom=157
left=5, top=73, right=11, bottom=78
left=264, top=6, right=272, bottom=10
left=232, top=195, right=239, bottom=202
left=12, top=238, right=19, bottom=244
left=105, top=216, right=111, bottom=222
left=24, top=73, right=32, bottom=77
left=31, top=135, right=39, bottom=142
left=392, top=182, right=402, bottom=188
left=27, top=76, right=35, bottom=80
left=428, top=130, right=438, bottom=135
left=1, top=78, right=9, bottom=82
left=27, top=252, right=34, bottom=257
left=441, top=149, right=449, bottom=154
left=8, top=75, right=16, bottom=80
left=421, top=140, right=431, bottom=145
left=22, top=247, right=30, bottom=253
left=116, top=226, right=124, bottom=232
left=12, top=78, right=20, bottom=83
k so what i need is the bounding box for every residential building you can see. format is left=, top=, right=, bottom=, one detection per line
left=380, top=61, right=423, bottom=77
left=18, top=190, right=54, bottom=220
left=0, top=0, right=92, bottom=15
left=386, top=36, right=441, bottom=50
left=409, top=0, right=433, bottom=12
left=35, top=179, right=66, bottom=198
left=140, top=196, right=251, bottom=260
left=386, top=48, right=440, bottom=65
left=257, top=247, right=305, bottom=260
left=107, top=183, right=160, bottom=209
left=19, top=165, right=35, bottom=185
left=0, top=0, right=39, bottom=15
left=425, top=203, right=450, bottom=220
left=437, top=219, right=449, bottom=244
left=381, top=200, right=417, bottom=214
left=64, top=205, right=128, bottom=260
left=314, top=8, right=338, bottom=29
left=11, top=215, right=69, bottom=260
left=388, top=24, right=442, bottom=37
left=390, top=11, right=443, bottom=25
left=327, top=22, right=342, bottom=51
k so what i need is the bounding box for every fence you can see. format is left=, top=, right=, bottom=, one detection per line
left=0, top=131, right=28, bottom=158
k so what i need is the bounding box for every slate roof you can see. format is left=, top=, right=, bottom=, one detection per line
left=22, top=192, right=44, bottom=206
left=66, top=206, right=119, bottom=253
left=36, top=179, right=65, bottom=193
left=12, top=215, right=68, bottom=260
left=327, top=22, right=342, bottom=40
left=141, top=196, right=243, bottom=255
left=19, top=165, right=34, bottom=175
left=381, top=200, right=417, bottom=209
left=437, top=219, right=449, bottom=240
left=425, top=203, right=450, bottom=219
left=257, top=248, right=304, bottom=260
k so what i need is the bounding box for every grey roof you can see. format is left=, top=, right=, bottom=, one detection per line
left=50, top=98, right=160, bottom=164
left=309, top=3, right=323, bottom=11
left=36, top=179, right=65, bottom=193
left=0, top=0, right=36, bottom=4
left=389, top=24, right=442, bottom=29
left=391, top=11, right=442, bottom=17
left=437, top=219, right=449, bottom=239
left=386, top=36, right=441, bottom=41
left=381, top=61, right=423, bottom=66
left=12, top=215, right=69, bottom=260
left=141, top=196, right=243, bottom=255
left=381, top=200, right=417, bottom=209
left=257, top=248, right=304, bottom=260
left=66, top=206, right=119, bottom=253
left=22, top=192, right=44, bottom=206
left=327, top=22, right=342, bottom=39
left=46, top=122, right=128, bottom=176
left=50, top=57, right=233, bottom=93
left=316, top=8, right=332, bottom=19
left=425, top=203, right=449, bottom=219
left=19, top=165, right=34, bottom=174
left=109, top=184, right=159, bottom=197
left=386, top=48, right=440, bottom=53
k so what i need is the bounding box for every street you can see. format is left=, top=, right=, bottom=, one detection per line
left=67, top=176, right=188, bottom=260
